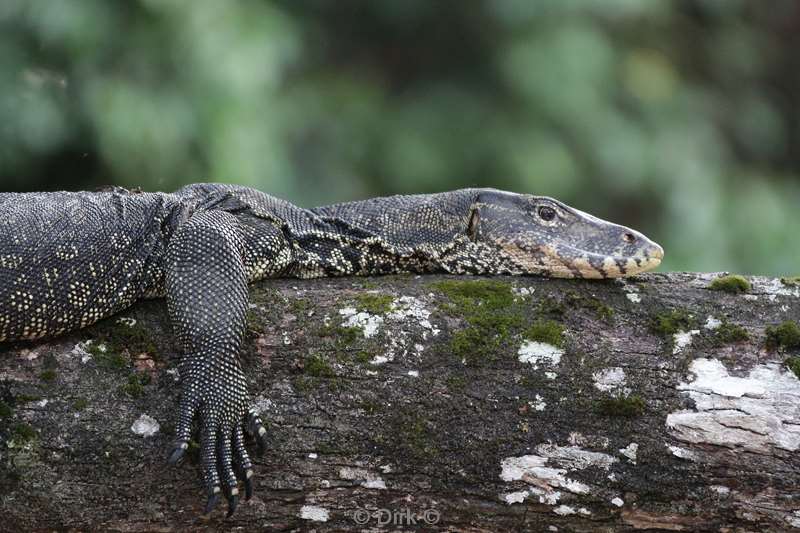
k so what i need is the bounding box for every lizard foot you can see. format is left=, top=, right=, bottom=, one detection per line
left=167, top=381, right=261, bottom=517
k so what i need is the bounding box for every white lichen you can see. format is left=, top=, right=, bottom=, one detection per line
left=553, top=505, right=576, bottom=516
left=666, top=444, right=697, bottom=461
left=667, top=358, right=800, bottom=453
left=300, top=505, right=330, bottom=522
left=592, top=367, right=627, bottom=393
left=339, top=307, right=383, bottom=338
left=130, top=414, right=160, bottom=437
left=531, top=395, right=547, bottom=411
left=338, top=467, right=386, bottom=489
left=499, top=444, right=616, bottom=504
left=672, top=329, right=700, bottom=355
left=626, top=293, right=642, bottom=304
left=518, top=341, right=563, bottom=367
left=619, top=442, right=638, bottom=464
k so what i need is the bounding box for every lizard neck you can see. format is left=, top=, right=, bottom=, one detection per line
left=289, top=190, right=479, bottom=277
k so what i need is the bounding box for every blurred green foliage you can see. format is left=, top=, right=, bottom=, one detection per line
left=0, top=0, right=798, bottom=275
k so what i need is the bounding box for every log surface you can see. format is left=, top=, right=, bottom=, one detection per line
left=1, top=272, right=799, bottom=532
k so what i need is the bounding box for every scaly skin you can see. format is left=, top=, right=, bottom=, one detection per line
left=0, top=184, right=663, bottom=516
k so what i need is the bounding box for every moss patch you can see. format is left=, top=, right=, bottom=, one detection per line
left=780, top=276, right=800, bottom=287
left=595, top=395, right=645, bottom=417
left=121, top=374, right=150, bottom=398
left=0, top=400, right=12, bottom=419
left=355, top=293, right=394, bottom=315
left=709, top=274, right=751, bottom=294
left=785, top=357, right=800, bottom=379
left=88, top=342, right=129, bottom=371
left=304, top=354, right=335, bottom=378
left=389, top=409, right=439, bottom=459
left=523, top=320, right=565, bottom=348
left=73, top=398, right=89, bottom=411
left=432, top=279, right=528, bottom=364
left=710, top=321, right=749, bottom=346
left=319, top=323, right=361, bottom=346
left=564, top=291, right=614, bottom=322
left=11, top=422, right=37, bottom=443
left=766, top=321, right=800, bottom=351
left=39, top=369, right=57, bottom=382
left=649, top=310, right=696, bottom=336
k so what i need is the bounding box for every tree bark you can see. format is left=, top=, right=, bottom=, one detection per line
left=1, top=272, right=799, bottom=532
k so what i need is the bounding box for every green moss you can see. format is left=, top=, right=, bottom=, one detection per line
left=355, top=293, right=394, bottom=315
left=766, top=321, right=800, bottom=351
left=523, top=320, right=565, bottom=348
left=391, top=410, right=439, bottom=459
left=14, top=394, right=42, bottom=404
left=39, top=369, right=57, bottom=382
left=446, top=374, right=467, bottom=391
left=709, top=274, right=751, bottom=294
left=289, top=297, right=311, bottom=316
left=291, top=376, right=313, bottom=394
left=354, top=351, right=372, bottom=364
left=121, top=374, right=148, bottom=398
left=0, top=400, right=12, bottom=418
left=564, top=291, right=613, bottom=322
left=432, top=279, right=527, bottom=364
left=710, top=321, right=749, bottom=346
left=91, top=318, right=159, bottom=359
left=304, top=354, right=335, bottom=378
left=431, top=279, right=515, bottom=305
left=11, top=422, right=37, bottom=443
left=72, top=398, right=89, bottom=411
left=780, top=276, right=800, bottom=287
left=88, top=342, right=129, bottom=371
left=537, top=296, right=566, bottom=319
left=785, top=357, right=800, bottom=378
left=595, top=395, right=645, bottom=417
left=319, top=324, right=362, bottom=347
left=649, top=309, right=696, bottom=336
left=360, top=399, right=380, bottom=415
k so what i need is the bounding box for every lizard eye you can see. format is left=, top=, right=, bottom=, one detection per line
left=538, top=206, right=556, bottom=221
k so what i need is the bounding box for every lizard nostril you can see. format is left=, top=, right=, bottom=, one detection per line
left=623, top=232, right=635, bottom=244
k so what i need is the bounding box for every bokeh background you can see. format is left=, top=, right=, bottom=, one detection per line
left=0, top=0, right=798, bottom=275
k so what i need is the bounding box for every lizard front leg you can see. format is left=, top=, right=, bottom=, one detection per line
left=163, top=210, right=267, bottom=516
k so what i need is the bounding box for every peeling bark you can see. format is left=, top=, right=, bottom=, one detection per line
left=1, top=272, right=799, bottom=532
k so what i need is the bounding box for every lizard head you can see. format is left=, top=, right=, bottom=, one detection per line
left=465, top=190, right=663, bottom=278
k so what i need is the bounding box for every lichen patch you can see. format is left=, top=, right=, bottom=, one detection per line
left=593, top=367, right=627, bottom=393
left=300, top=505, right=330, bottom=522
left=672, top=330, right=699, bottom=355
left=666, top=358, right=800, bottom=453
left=518, top=341, right=563, bottom=367
left=339, top=307, right=383, bottom=338
left=130, top=414, right=160, bottom=437
left=499, top=444, right=617, bottom=505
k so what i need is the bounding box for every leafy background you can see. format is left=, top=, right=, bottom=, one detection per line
left=1, top=0, right=798, bottom=275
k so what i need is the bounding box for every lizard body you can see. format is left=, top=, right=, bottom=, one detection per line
left=0, top=183, right=663, bottom=515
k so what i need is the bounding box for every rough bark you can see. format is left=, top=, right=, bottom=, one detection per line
left=1, top=272, right=799, bottom=532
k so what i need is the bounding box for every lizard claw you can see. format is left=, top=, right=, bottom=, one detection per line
left=244, top=470, right=254, bottom=500
left=204, top=490, right=221, bottom=515
left=247, top=410, right=269, bottom=455
left=167, top=441, right=188, bottom=465
left=226, top=492, right=239, bottom=518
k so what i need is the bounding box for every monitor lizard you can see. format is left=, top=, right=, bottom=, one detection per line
left=0, top=183, right=664, bottom=516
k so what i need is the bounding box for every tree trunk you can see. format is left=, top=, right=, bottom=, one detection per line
left=1, top=272, right=799, bottom=532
